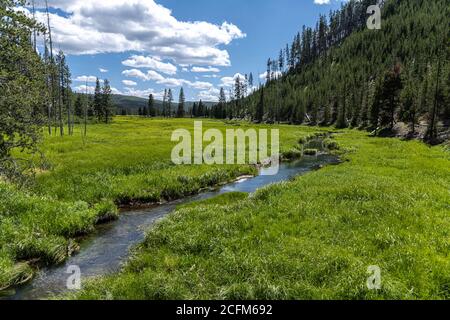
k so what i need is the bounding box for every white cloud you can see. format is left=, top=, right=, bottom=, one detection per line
left=122, top=87, right=165, bottom=99
left=189, top=81, right=214, bottom=90
left=122, top=69, right=212, bottom=89
left=111, top=87, right=122, bottom=95
left=122, top=69, right=164, bottom=82
left=35, top=0, right=245, bottom=66
left=220, top=73, right=246, bottom=87
left=197, top=87, right=220, bottom=102
left=99, top=68, right=108, bottom=73
left=73, top=75, right=103, bottom=83
left=191, top=66, right=220, bottom=73
left=314, top=0, right=345, bottom=5
left=122, top=55, right=177, bottom=75
left=122, top=80, right=137, bottom=86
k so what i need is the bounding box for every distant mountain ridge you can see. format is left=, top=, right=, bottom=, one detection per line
left=111, top=94, right=215, bottom=114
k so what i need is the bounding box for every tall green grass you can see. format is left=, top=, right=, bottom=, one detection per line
left=0, top=118, right=324, bottom=290
left=33, top=118, right=325, bottom=203
left=73, top=131, right=450, bottom=300
left=0, top=182, right=97, bottom=289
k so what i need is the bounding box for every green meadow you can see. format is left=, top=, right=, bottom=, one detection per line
left=73, top=129, right=450, bottom=300
left=0, top=118, right=326, bottom=291
left=1, top=118, right=448, bottom=299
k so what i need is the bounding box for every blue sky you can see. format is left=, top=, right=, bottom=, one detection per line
left=36, top=0, right=345, bottom=102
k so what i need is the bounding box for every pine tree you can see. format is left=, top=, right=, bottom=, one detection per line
left=162, top=89, right=167, bottom=117
left=177, top=88, right=185, bottom=118
left=279, top=49, right=284, bottom=73
left=192, top=102, right=198, bottom=118
left=102, top=79, right=113, bottom=123
left=323, top=101, right=331, bottom=126
left=243, top=74, right=248, bottom=98
left=0, top=0, right=47, bottom=178
left=234, top=76, right=242, bottom=101
left=198, top=100, right=205, bottom=117
left=426, top=56, right=443, bottom=142
left=56, top=50, right=65, bottom=136
left=218, top=87, right=227, bottom=119
left=248, top=73, right=254, bottom=93
left=93, top=78, right=103, bottom=122
left=379, top=64, right=403, bottom=129
left=148, top=94, right=155, bottom=117
left=401, top=77, right=419, bottom=135
left=370, top=77, right=383, bottom=130
left=256, top=87, right=265, bottom=123
left=74, top=95, right=83, bottom=118
left=444, top=62, right=450, bottom=122
left=167, top=89, right=173, bottom=117
left=44, top=0, right=57, bottom=136
left=285, top=44, right=291, bottom=70
left=318, top=14, right=328, bottom=56
left=336, top=84, right=348, bottom=129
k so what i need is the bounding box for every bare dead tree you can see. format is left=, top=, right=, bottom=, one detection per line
left=58, top=51, right=64, bottom=136
left=32, top=0, right=36, bottom=52
left=84, top=80, right=88, bottom=137
left=45, top=0, right=57, bottom=135
left=43, top=32, right=52, bottom=135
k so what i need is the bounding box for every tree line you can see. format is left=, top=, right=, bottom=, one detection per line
left=133, top=88, right=213, bottom=119
left=41, top=0, right=115, bottom=137
left=73, top=78, right=114, bottom=126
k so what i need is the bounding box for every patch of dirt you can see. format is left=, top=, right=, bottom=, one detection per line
left=392, top=120, right=449, bottom=144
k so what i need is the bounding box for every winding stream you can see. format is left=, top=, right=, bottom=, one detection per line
left=5, top=153, right=339, bottom=300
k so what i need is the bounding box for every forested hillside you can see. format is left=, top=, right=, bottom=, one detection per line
left=211, top=0, right=449, bottom=143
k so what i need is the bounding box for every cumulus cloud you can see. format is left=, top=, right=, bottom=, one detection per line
left=122, top=55, right=177, bottom=75
left=122, top=80, right=137, bottom=86
left=99, top=68, right=108, bottom=73
left=197, top=87, right=220, bottom=102
left=122, top=87, right=165, bottom=99
left=314, top=0, right=345, bottom=5
left=111, top=87, right=122, bottom=95
left=122, top=69, right=213, bottom=90
left=122, top=69, right=164, bottom=82
left=35, top=0, right=245, bottom=66
left=73, top=75, right=103, bottom=83
left=220, top=73, right=246, bottom=87
left=191, top=66, right=220, bottom=73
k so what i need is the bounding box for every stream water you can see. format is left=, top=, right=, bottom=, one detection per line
left=5, top=153, right=339, bottom=300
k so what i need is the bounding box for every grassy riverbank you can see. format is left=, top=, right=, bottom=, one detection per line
left=73, top=130, right=450, bottom=300
left=0, top=118, right=326, bottom=291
